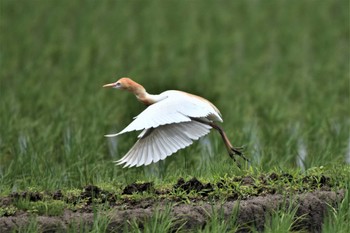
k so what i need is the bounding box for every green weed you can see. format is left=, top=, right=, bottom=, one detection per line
left=198, top=201, right=240, bottom=233
left=14, top=215, right=39, bottom=233
left=322, top=187, right=350, bottom=233
left=13, top=198, right=66, bottom=216
left=127, top=203, right=183, bottom=233
left=261, top=201, right=305, bottom=233
left=65, top=204, right=114, bottom=233
left=0, top=205, right=17, bottom=217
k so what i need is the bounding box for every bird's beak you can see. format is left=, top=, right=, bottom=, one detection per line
left=103, top=82, right=116, bottom=88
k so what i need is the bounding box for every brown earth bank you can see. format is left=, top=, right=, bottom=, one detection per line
left=0, top=175, right=345, bottom=232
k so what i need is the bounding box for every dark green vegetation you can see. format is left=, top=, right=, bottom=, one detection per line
left=0, top=0, right=349, bottom=232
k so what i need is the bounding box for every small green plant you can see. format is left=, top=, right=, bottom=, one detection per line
left=89, top=203, right=114, bottom=233
left=128, top=203, right=184, bottom=233
left=260, top=200, right=305, bottom=233
left=322, top=188, right=350, bottom=233
left=13, top=198, right=66, bottom=216
left=67, top=203, right=114, bottom=233
left=0, top=205, right=17, bottom=216
left=66, top=219, right=88, bottom=233
left=15, top=215, right=39, bottom=233
left=198, top=201, right=240, bottom=233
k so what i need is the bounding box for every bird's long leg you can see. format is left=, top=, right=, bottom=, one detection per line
left=208, top=122, right=249, bottom=162
left=192, top=118, right=249, bottom=166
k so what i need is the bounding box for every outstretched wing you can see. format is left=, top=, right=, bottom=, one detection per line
left=105, top=91, right=222, bottom=137
left=115, top=120, right=212, bottom=167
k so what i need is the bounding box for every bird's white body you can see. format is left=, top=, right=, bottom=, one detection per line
left=106, top=90, right=222, bottom=167
left=103, top=77, right=244, bottom=168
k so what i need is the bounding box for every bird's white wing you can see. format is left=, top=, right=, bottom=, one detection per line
left=115, top=120, right=212, bottom=167
left=106, top=91, right=222, bottom=137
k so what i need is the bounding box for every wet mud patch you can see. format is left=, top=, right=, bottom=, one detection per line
left=0, top=173, right=345, bottom=232
left=122, top=182, right=154, bottom=195
left=173, top=177, right=214, bottom=195
left=9, top=191, right=43, bottom=202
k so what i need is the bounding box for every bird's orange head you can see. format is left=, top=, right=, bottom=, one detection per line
left=103, top=77, right=145, bottom=94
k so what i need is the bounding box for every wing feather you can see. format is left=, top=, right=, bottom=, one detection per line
left=145, top=137, right=154, bottom=165
left=151, top=136, right=161, bottom=164
left=130, top=139, right=146, bottom=167
left=116, top=121, right=212, bottom=167
left=161, top=130, right=178, bottom=153
left=136, top=138, right=147, bottom=167
left=105, top=91, right=222, bottom=137
left=157, top=132, right=171, bottom=160
left=127, top=148, right=139, bottom=167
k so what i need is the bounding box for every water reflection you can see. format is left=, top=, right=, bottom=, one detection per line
left=18, top=133, right=28, bottom=154
left=199, top=135, right=214, bottom=169
left=200, top=135, right=214, bottom=157
left=245, top=123, right=261, bottom=164
left=297, top=138, right=307, bottom=171
left=63, top=127, right=71, bottom=154
left=107, top=136, right=119, bottom=159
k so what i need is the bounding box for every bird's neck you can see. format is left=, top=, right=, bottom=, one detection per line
left=125, top=80, right=165, bottom=105
left=136, top=92, right=164, bottom=105
left=130, top=87, right=162, bottom=105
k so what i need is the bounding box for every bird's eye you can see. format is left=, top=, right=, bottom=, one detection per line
left=115, top=82, right=121, bottom=87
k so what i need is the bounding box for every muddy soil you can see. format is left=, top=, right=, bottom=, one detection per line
left=0, top=175, right=345, bottom=232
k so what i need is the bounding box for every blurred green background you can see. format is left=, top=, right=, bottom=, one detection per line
left=0, top=0, right=349, bottom=191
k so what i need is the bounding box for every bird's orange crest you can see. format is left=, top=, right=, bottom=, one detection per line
left=117, top=78, right=142, bottom=91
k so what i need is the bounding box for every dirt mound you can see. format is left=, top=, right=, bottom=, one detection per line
left=173, top=177, right=214, bottom=195
left=122, top=182, right=154, bottom=195
left=0, top=174, right=344, bottom=232
left=0, top=190, right=344, bottom=232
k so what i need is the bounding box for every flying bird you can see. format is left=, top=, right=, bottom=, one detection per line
left=103, top=77, right=247, bottom=168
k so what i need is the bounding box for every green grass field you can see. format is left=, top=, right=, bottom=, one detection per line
left=1, top=0, right=349, bottom=232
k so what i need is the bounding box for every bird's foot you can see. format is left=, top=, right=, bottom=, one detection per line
left=229, top=146, right=250, bottom=168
